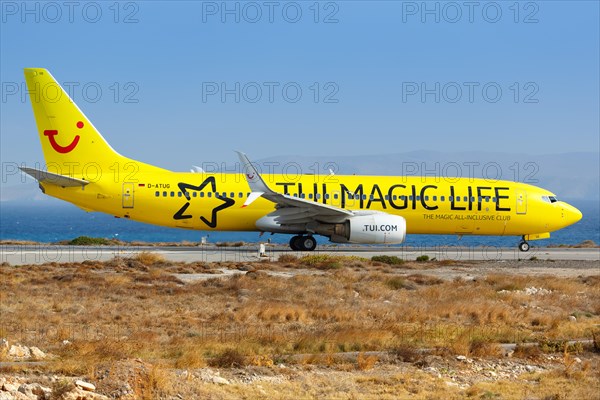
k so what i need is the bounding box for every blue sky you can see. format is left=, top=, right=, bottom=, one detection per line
left=1, top=1, right=599, bottom=175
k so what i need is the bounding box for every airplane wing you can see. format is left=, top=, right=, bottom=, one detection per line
left=236, top=151, right=353, bottom=225
left=20, top=167, right=89, bottom=188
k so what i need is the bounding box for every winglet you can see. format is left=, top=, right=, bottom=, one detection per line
left=236, top=151, right=278, bottom=208
left=242, top=191, right=264, bottom=207
left=236, top=151, right=273, bottom=193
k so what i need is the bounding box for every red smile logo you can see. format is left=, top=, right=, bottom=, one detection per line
left=44, top=121, right=83, bottom=153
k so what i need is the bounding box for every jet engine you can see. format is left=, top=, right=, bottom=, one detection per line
left=329, top=213, right=406, bottom=244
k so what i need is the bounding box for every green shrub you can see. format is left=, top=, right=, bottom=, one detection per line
left=68, top=236, right=111, bottom=245
left=387, top=277, right=409, bottom=290
left=371, top=255, right=404, bottom=265
left=416, top=255, right=429, bottom=262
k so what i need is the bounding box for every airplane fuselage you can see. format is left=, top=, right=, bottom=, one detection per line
left=42, top=171, right=577, bottom=240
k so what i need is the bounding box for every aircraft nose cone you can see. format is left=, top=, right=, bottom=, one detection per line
left=563, top=203, right=583, bottom=226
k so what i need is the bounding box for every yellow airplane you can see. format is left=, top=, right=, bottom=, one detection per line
left=20, top=68, right=582, bottom=252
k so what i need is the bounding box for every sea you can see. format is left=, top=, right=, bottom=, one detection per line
left=1, top=199, right=598, bottom=249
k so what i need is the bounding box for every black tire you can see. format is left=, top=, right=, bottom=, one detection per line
left=518, top=241, right=530, bottom=252
left=289, top=235, right=301, bottom=251
left=300, top=236, right=317, bottom=251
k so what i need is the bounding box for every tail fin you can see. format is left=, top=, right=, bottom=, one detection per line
left=24, top=68, right=165, bottom=177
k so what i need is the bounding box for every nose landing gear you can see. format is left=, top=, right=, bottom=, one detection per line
left=518, top=237, right=530, bottom=252
left=289, top=235, right=317, bottom=251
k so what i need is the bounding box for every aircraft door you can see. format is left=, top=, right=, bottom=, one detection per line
left=123, top=182, right=135, bottom=208
left=516, top=190, right=527, bottom=214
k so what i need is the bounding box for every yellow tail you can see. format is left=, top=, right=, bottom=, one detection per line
left=24, top=68, right=166, bottom=178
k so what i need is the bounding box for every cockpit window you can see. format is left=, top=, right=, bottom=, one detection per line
left=542, top=195, right=559, bottom=203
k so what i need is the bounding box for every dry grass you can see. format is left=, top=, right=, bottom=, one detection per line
left=1, top=258, right=599, bottom=398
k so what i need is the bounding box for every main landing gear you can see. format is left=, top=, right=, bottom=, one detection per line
left=289, top=235, right=317, bottom=251
left=518, top=237, right=530, bottom=252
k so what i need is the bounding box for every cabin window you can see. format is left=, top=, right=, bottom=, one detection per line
left=200, top=192, right=204, bottom=198
left=492, top=197, right=496, bottom=202
left=192, top=192, right=197, bottom=197
left=162, top=191, right=167, bottom=197
left=433, top=196, right=437, bottom=201
left=309, top=194, right=313, bottom=199
left=424, top=196, right=429, bottom=201
left=485, top=197, right=490, bottom=202
left=333, top=194, right=338, bottom=199
left=362, top=195, right=367, bottom=200
left=207, top=192, right=212, bottom=198
left=449, top=196, right=454, bottom=201
left=155, top=191, right=159, bottom=197
left=440, top=196, right=445, bottom=201
left=325, top=194, right=330, bottom=199
left=401, top=195, right=406, bottom=201
left=170, top=192, right=175, bottom=197
left=238, top=193, right=243, bottom=198
left=301, top=194, right=306, bottom=199
left=316, top=194, right=321, bottom=200
left=177, top=192, right=182, bottom=197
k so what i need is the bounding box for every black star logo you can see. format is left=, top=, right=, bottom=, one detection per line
left=172, top=177, right=235, bottom=228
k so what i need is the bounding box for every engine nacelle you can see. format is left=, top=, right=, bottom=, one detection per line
left=330, top=214, right=406, bottom=244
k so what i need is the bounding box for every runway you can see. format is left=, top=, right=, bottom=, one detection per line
left=1, top=244, right=598, bottom=265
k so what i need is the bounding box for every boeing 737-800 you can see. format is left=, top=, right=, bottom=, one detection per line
left=20, top=69, right=582, bottom=251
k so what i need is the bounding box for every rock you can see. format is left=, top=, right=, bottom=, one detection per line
left=574, top=357, right=582, bottom=363
left=62, top=387, right=110, bottom=400
left=568, top=315, right=577, bottom=322
left=198, top=369, right=231, bottom=385
left=8, top=345, right=30, bottom=359
left=29, top=347, right=46, bottom=360
left=3, top=382, right=19, bottom=392
left=525, top=365, right=536, bottom=372
left=0, top=338, right=8, bottom=350
left=211, top=376, right=230, bottom=385
left=75, top=380, right=96, bottom=392
left=18, top=383, right=51, bottom=399
left=353, top=291, right=360, bottom=298
left=62, top=340, right=72, bottom=346
left=456, top=355, right=467, bottom=361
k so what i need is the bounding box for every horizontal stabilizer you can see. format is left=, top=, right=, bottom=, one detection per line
left=20, top=167, right=89, bottom=187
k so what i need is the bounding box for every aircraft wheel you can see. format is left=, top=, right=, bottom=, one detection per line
left=300, top=236, right=317, bottom=251
left=289, top=236, right=302, bottom=251
left=518, top=241, right=530, bottom=252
